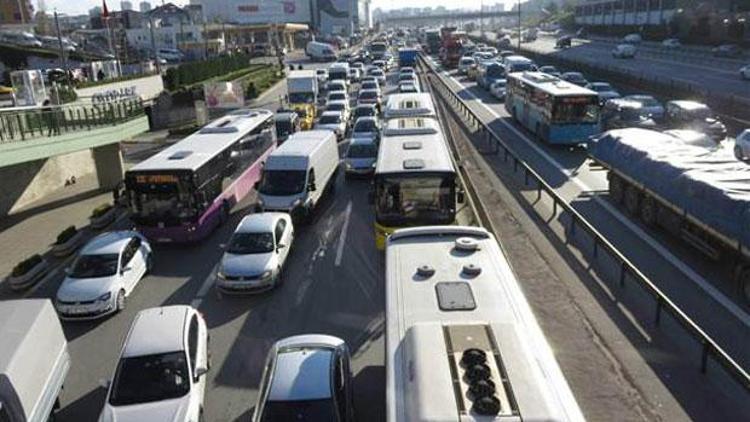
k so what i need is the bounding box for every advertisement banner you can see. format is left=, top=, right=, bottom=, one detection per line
left=203, top=82, right=245, bottom=109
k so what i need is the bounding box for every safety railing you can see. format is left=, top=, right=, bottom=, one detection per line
left=420, top=53, right=750, bottom=393
left=0, top=99, right=146, bottom=144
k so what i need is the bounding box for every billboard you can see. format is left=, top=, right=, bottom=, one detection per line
left=202, top=0, right=311, bottom=24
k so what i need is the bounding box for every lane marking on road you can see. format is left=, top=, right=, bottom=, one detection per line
left=191, top=263, right=219, bottom=308
left=334, top=201, right=353, bottom=267
left=443, top=72, right=750, bottom=327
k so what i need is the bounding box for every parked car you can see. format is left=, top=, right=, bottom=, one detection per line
left=55, top=231, right=152, bottom=320
left=662, top=38, right=681, bottom=49
left=733, top=129, right=750, bottom=160
left=740, top=64, right=750, bottom=80
left=489, top=79, right=507, bottom=100
left=252, top=335, right=355, bottom=422
left=316, top=111, right=348, bottom=140
left=612, top=44, right=636, bottom=58
left=216, top=213, right=294, bottom=293
left=157, top=48, right=185, bottom=62
left=0, top=31, right=42, bottom=47
left=538, top=65, right=561, bottom=77
left=665, top=100, right=727, bottom=141
left=713, top=44, right=742, bottom=58
left=601, top=99, right=658, bottom=130
left=623, top=33, right=642, bottom=44
left=560, top=71, right=589, bottom=87
left=555, top=35, right=572, bottom=49
left=586, top=82, right=621, bottom=104
left=622, top=94, right=665, bottom=121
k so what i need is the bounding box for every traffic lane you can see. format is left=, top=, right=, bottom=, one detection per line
left=199, top=172, right=385, bottom=422
left=441, top=68, right=750, bottom=368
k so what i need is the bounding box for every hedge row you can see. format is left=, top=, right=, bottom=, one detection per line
left=164, top=54, right=253, bottom=91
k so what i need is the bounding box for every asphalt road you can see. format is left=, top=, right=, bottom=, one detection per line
left=426, top=56, right=750, bottom=373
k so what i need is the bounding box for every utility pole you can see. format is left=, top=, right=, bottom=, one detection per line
left=149, top=17, right=161, bottom=73
left=517, top=0, right=521, bottom=50
left=53, top=10, right=71, bottom=86
left=480, top=0, right=484, bottom=38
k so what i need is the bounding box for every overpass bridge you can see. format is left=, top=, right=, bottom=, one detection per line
left=379, top=10, right=519, bottom=26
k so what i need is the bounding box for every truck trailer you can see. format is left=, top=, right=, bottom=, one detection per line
left=286, top=70, right=318, bottom=130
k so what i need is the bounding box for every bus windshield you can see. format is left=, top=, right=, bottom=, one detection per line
left=375, top=175, right=455, bottom=226
left=552, top=97, right=600, bottom=123
left=258, top=170, right=307, bottom=196
left=127, top=175, right=199, bottom=225
left=288, top=92, right=314, bottom=103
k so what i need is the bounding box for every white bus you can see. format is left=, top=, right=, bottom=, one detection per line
left=385, top=225, right=585, bottom=422
left=125, top=109, right=276, bottom=242
left=372, top=117, right=464, bottom=249
left=383, top=93, right=437, bottom=121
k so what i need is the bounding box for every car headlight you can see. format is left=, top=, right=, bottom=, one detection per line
left=98, top=292, right=112, bottom=302
left=260, top=270, right=273, bottom=280
left=216, top=270, right=226, bottom=280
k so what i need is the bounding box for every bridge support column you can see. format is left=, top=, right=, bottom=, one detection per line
left=92, top=143, right=124, bottom=190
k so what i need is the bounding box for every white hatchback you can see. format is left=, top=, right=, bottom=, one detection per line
left=99, top=305, right=209, bottom=422
left=55, top=231, right=152, bottom=320
left=216, top=213, right=294, bottom=293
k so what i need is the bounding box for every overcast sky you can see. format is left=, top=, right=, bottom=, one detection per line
left=42, top=0, right=498, bottom=16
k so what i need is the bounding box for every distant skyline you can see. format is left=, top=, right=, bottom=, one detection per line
left=41, top=0, right=503, bottom=16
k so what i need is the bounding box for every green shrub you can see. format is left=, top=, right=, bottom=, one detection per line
left=164, top=54, right=253, bottom=91
left=55, top=225, right=78, bottom=245
left=90, top=204, right=113, bottom=219
left=245, top=82, right=257, bottom=99
left=11, top=254, right=43, bottom=277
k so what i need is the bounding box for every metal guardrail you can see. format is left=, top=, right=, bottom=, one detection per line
left=420, top=53, right=750, bottom=393
left=0, top=99, right=146, bottom=144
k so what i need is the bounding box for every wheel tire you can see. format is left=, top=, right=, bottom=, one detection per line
left=624, top=185, right=640, bottom=215
left=199, top=407, right=205, bottom=422
left=146, top=253, right=154, bottom=274
left=735, top=145, right=744, bottom=161
left=116, top=290, right=126, bottom=312
left=275, top=266, right=283, bottom=288
left=640, top=195, right=658, bottom=227
left=609, top=174, right=625, bottom=204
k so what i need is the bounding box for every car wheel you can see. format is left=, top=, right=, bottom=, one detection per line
left=116, top=289, right=126, bottom=312
left=735, top=145, right=745, bottom=161
left=275, top=266, right=283, bottom=288
left=146, top=253, right=154, bottom=274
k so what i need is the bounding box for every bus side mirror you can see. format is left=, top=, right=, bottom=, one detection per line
left=254, top=181, right=260, bottom=190
left=457, top=190, right=466, bottom=204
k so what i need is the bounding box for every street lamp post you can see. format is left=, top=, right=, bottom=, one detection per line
left=517, top=0, right=522, bottom=50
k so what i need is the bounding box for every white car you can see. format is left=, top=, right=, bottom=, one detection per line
left=216, top=213, right=294, bottom=293
left=399, top=66, right=415, bottom=77
left=315, top=111, right=347, bottom=140
left=458, top=56, right=476, bottom=75
left=586, top=82, right=621, bottom=103
left=359, top=80, right=381, bottom=94
left=489, top=79, right=507, bottom=100
left=398, top=82, right=419, bottom=93
left=623, top=33, right=642, bottom=44
left=326, top=99, right=351, bottom=122
left=367, top=67, right=386, bottom=86
left=55, top=231, right=152, bottom=320
left=99, top=306, right=208, bottom=422
left=326, top=80, right=347, bottom=93
left=326, top=90, right=348, bottom=104
left=740, top=64, right=750, bottom=80
left=662, top=38, right=681, bottom=49
left=734, top=129, right=750, bottom=161
left=612, top=44, right=636, bottom=58
left=665, top=129, right=717, bottom=149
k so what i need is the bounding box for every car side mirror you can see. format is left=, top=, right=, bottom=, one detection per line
left=99, top=378, right=111, bottom=389
left=120, top=266, right=131, bottom=275
left=277, top=243, right=286, bottom=251
left=194, top=366, right=208, bottom=381
left=308, top=182, right=317, bottom=192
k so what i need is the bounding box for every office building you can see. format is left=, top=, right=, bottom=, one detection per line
left=139, top=1, right=152, bottom=12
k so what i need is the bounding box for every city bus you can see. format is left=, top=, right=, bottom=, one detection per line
left=125, top=109, right=276, bottom=242
left=505, top=71, right=601, bottom=145
left=385, top=225, right=585, bottom=422
left=383, top=93, right=437, bottom=121
left=372, top=117, right=464, bottom=249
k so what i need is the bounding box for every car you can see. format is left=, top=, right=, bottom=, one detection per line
left=665, top=100, right=727, bottom=142
left=252, top=335, right=355, bottom=422
left=326, top=91, right=348, bottom=104
left=357, top=88, right=381, bottom=109
left=399, top=66, right=415, bottom=76
left=734, top=129, right=750, bottom=160
left=623, top=33, right=642, bottom=44
left=325, top=99, right=351, bottom=122
left=372, top=59, right=386, bottom=70
left=360, top=76, right=377, bottom=86
left=315, top=111, right=347, bottom=140
left=612, top=44, right=636, bottom=58
left=367, top=67, right=386, bottom=85
left=555, top=35, right=572, bottom=49
left=665, top=129, right=718, bottom=149
left=99, top=305, right=208, bottom=422
left=397, top=72, right=418, bottom=86
left=344, top=137, right=379, bottom=178
left=713, top=44, right=743, bottom=58
left=351, top=61, right=365, bottom=72
left=586, top=82, right=621, bottom=103
left=352, top=104, right=378, bottom=121
left=348, top=67, right=361, bottom=83
left=576, top=27, right=589, bottom=38
left=326, top=80, right=348, bottom=96
left=360, top=80, right=380, bottom=93
left=315, top=69, right=328, bottom=85
left=216, top=213, right=294, bottom=293
left=350, top=116, right=381, bottom=144
left=622, top=94, right=665, bottom=121
left=458, top=56, right=476, bottom=75
left=55, top=231, right=152, bottom=320
left=275, top=111, right=300, bottom=144
left=560, top=71, right=589, bottom=87
left=398, top=82, right=419, bottom=93
left=740, top=64, right=750, bottom=80
left=499, top=50, right=515, bottom=59
left=662, top=38, right=681, bottom=49
left=538, top=65, right=561, bottom=77
left=489, top=79, right=507, bottom=100
left=601, top=99, right=658, bottom=130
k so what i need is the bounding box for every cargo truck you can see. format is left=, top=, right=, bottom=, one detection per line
left=286, top=70, right=318, bottom=130
left=0, top=299, right=70, bottom=422
left=590, top=128, right=750, bottom=302
left=398, top=48, right=418, bottom=67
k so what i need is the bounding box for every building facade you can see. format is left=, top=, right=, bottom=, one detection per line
left=0, top=0, right=34, bottom=27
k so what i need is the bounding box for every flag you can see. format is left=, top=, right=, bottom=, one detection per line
left=102, top=0, right=109, bottom=18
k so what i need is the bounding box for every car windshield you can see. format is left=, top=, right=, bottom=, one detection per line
left=354, top=120, right=377, bottom=132
left=329, top=93, right=346, bottom=101
left=628, top=96, right=660, bottom=107
left=260, top=399, right=336, bottom=421
left=591, top=84, right=612, bottom=92
left=69, top=254, right=119, bottom=278
left=348, top=143, right=378, bottom=158
left=359, top=91, right=377, bottom=99
left=493, top=80, right=507, bottom=87
left=259, top=170, right=307, bottom=196
left=362, top=83, right=378, bottom=90
left=354, top=107, right=376, bottom=118
left=320, top=114, right=342, bottom=124
left=376, top=175, right=455, bottom=226
left=227, top=232, right=274, bottom=254
left=109, top=352, right=190, bottom=406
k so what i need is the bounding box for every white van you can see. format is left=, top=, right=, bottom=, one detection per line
left=503, top=55, right=537, bottom=73
left=255, top=130, right=339, bottom=222
left=306, top=41, right=337, bottom=62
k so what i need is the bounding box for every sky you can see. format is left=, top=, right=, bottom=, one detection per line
left=42, top=0, right=497, bottom=17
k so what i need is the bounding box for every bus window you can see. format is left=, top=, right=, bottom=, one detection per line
left=552, top=97, right=600, bottom=123
left=376, top=176, right=455, bottom=226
